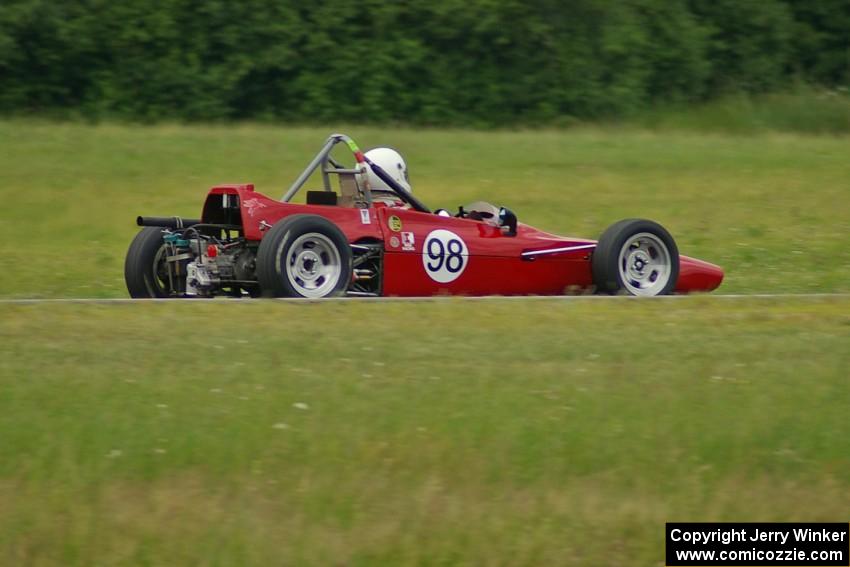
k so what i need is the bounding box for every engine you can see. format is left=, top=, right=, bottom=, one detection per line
left=162, top=230, right=258, bottom=297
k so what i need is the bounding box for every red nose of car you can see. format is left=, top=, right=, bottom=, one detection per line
left=676, top=257, right=724, bottom=293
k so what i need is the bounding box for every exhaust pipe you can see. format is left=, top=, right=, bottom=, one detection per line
left=137, top=216, right=201, bottom=229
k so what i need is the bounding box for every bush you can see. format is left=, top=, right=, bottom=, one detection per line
left=0, top=0, right=846, bottom=125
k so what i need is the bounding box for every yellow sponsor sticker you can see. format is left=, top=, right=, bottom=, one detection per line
left=388, top=215, right=402, bottom=232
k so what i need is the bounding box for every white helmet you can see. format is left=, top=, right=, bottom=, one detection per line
left=363, top=147, right=411, bottom=194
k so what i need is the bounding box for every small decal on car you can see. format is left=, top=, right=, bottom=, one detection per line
left=360, top=209, right=371, bottom=224
left=388, top=215, right=402, bottom=232
left=422, top=230, right=468, bottom=283
left=401, top=232, right=415, bottom=251
left=389, top=236, right=400, bottom=248
left=243, top=198, right=267, bottom=218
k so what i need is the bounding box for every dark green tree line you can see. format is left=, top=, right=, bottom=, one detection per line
left=0, top=0, right=847, bottom=124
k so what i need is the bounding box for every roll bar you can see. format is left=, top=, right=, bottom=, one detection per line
left=280, top=133, right=430, bottom=214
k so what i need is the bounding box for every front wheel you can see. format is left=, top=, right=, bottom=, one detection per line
left=255, top=214, right=353, bottom=298
left=591, top=219, right=679, bottom=296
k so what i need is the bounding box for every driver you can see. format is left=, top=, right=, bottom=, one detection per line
left=362, top=147, right=452, bottom=216
left=362, top=147, right=411, bottom=207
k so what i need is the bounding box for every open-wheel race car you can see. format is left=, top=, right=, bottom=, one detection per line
left=125, top=133, right=723, bottom=299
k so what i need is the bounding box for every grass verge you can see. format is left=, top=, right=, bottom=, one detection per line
left=1, top=121, right=849, bottom=297
left=633, top=88, right=850, bottom=135
left=1, top=297, right=848, bottom=565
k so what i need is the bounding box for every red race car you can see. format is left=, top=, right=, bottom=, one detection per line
left=125, top=133, right=723, bottom=299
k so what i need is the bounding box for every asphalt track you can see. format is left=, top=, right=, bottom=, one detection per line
left=0, top=293, right=848, bottom=305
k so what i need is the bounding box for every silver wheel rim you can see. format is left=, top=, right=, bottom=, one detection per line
left=617, top=232, right=672, bottom=296
left=283, top=232, right=342, bottom=297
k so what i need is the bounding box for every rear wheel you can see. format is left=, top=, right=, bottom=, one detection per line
left=124, top=227, right=177, bottom=298
left=591, top=219, right=679, bottom=296
left=256, top=214, right=352, bottom=298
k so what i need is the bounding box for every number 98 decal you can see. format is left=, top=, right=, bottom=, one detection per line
left=422, top=229, right=468, bottom=283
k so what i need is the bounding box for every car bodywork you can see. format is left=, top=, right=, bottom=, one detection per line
left=128, top=133, right=723, bottom=298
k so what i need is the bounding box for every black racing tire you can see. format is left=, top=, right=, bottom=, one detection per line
left=256, top=214, right=353, bottom=298
left=124, top=227, right=176, bottom=298
left=591, top=219, right=679, bottom=296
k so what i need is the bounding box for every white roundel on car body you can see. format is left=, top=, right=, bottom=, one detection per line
left=422, top=229, right=468, bottom=283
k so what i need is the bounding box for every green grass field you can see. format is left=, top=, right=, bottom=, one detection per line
left=1, top=121, right=849, bottom=297
left=2, top=298, right=849, bottom=565
left=1, top=121, right=849, bottom=565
